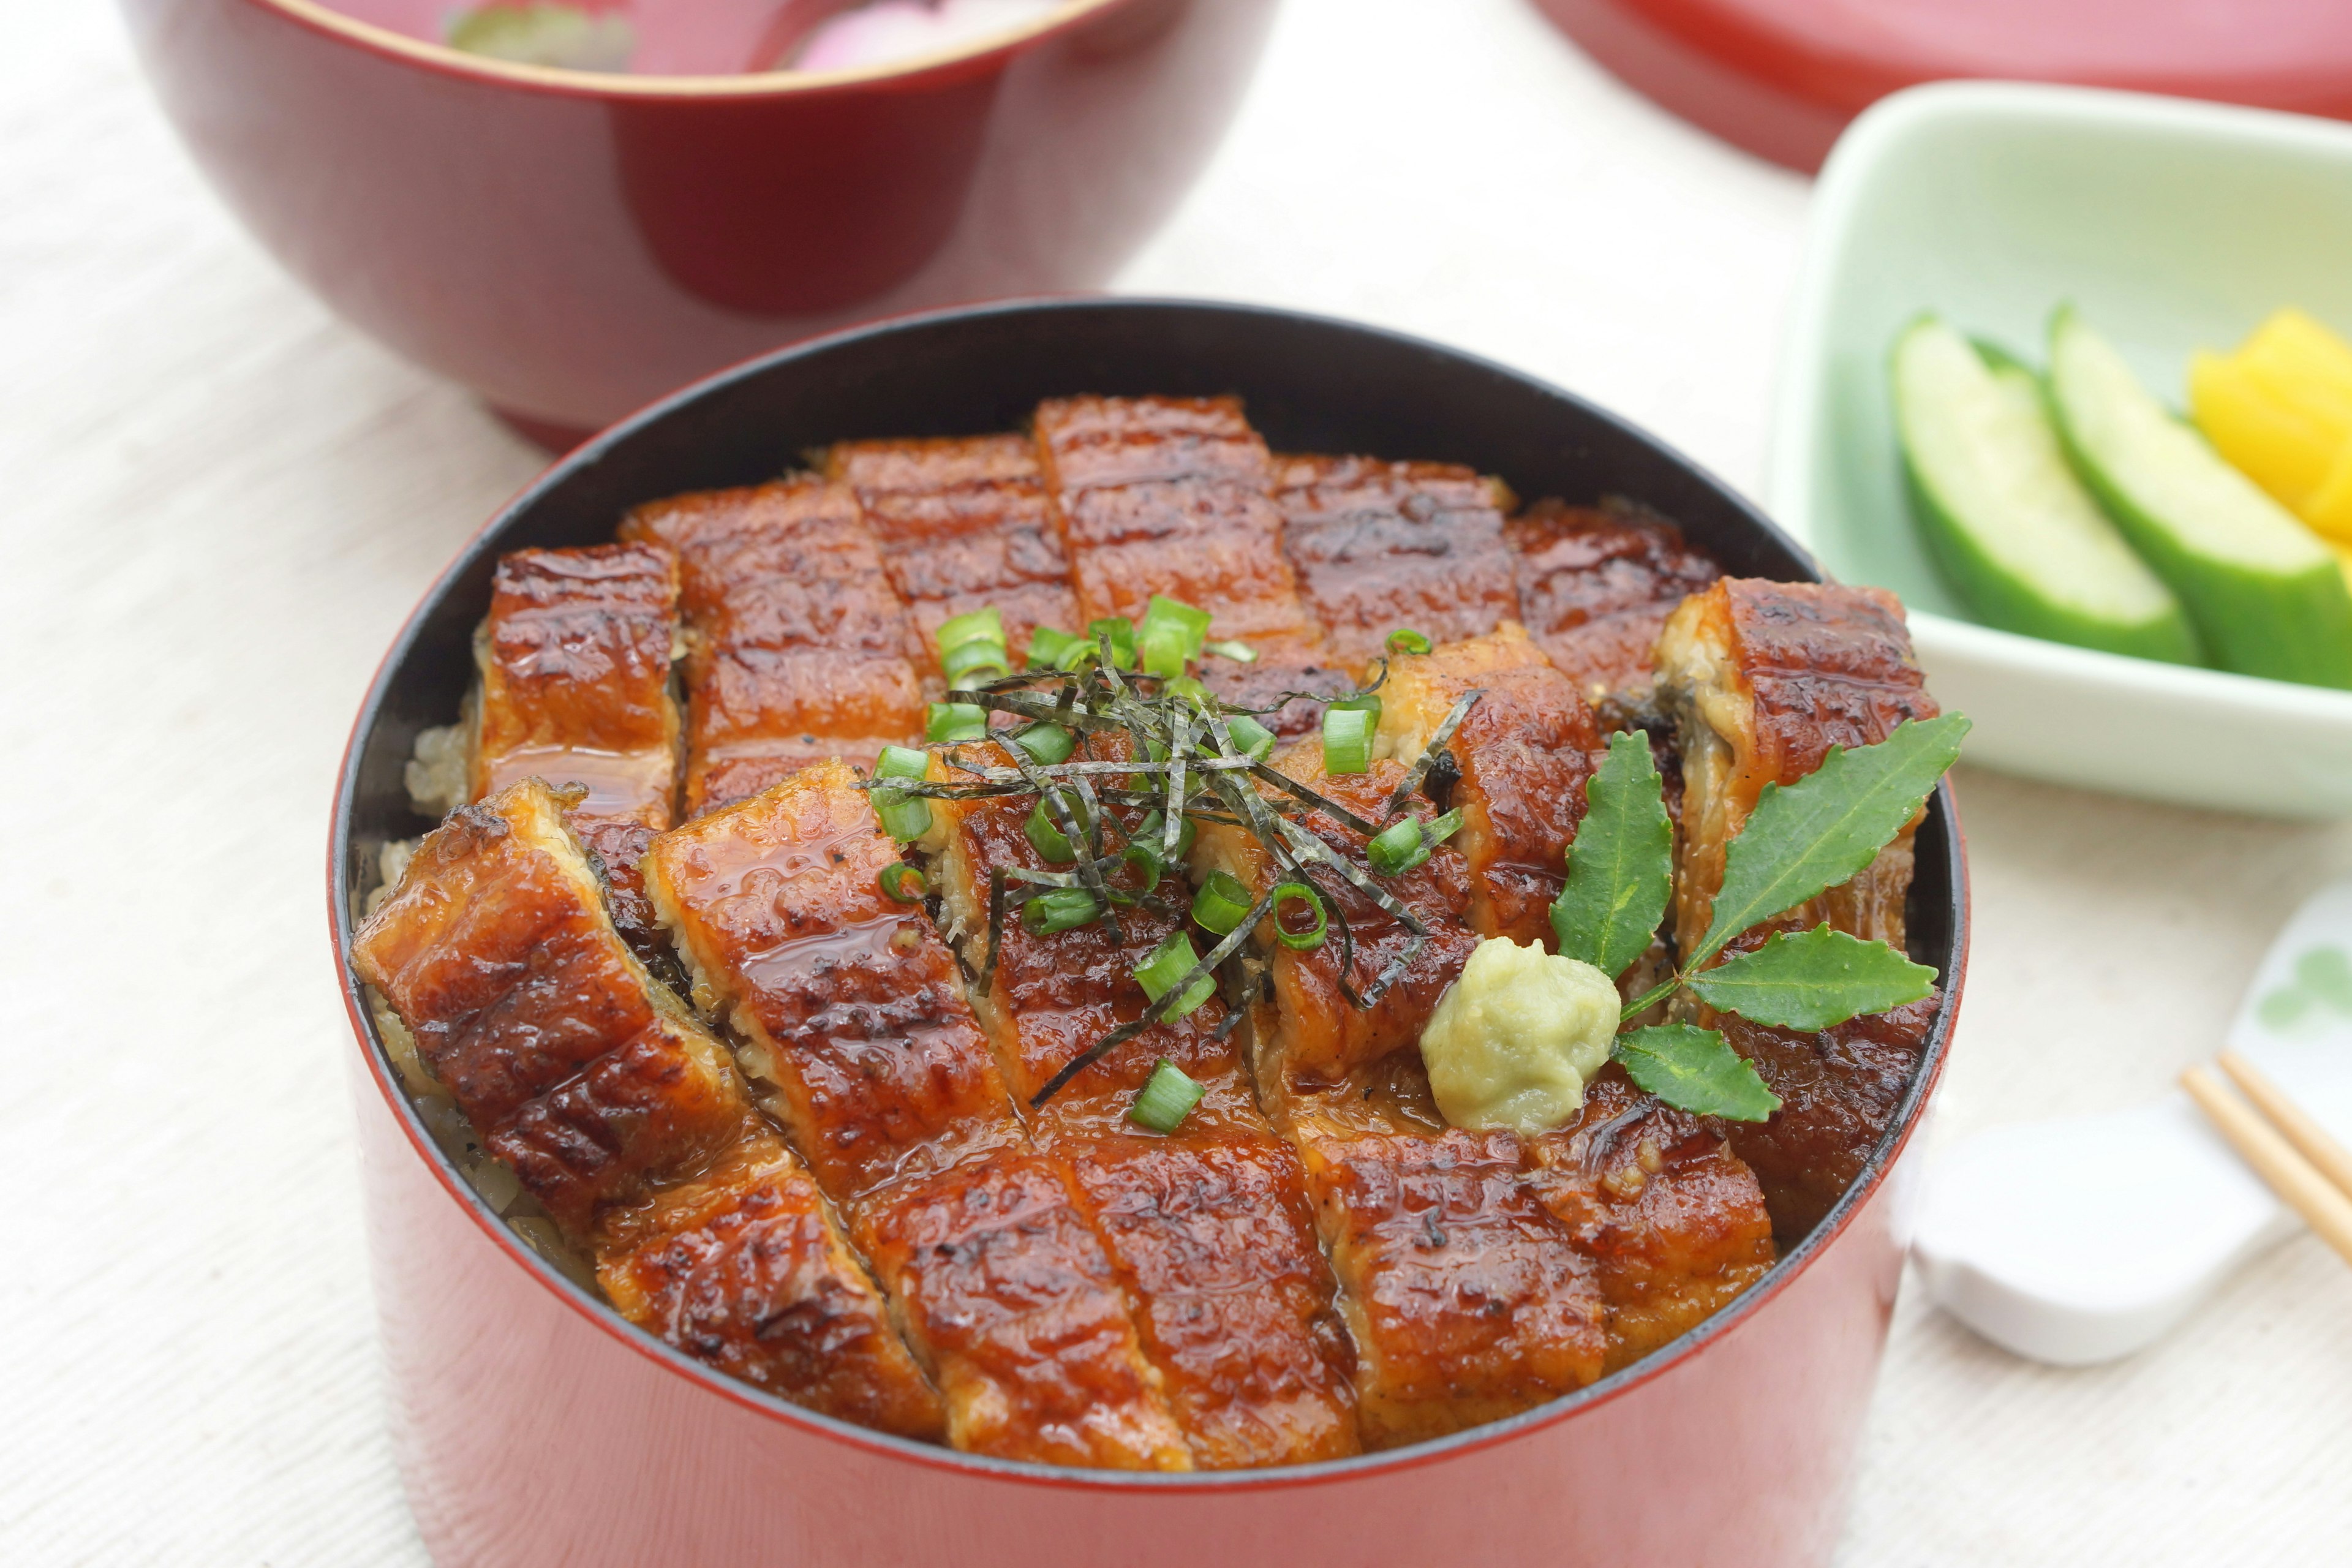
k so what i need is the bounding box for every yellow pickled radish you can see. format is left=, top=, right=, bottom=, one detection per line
left=2190, top=349, right=2340, bottom=510
left=2235, top=309, right=2352, bottom=423
left=2308, top=439, right=2352, bottom=543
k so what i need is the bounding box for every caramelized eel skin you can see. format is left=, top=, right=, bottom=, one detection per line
left=354, top=782, right=943, bottom=1438
left=1509, top=500, right=1724, bottom=706
left=827, top=435, right=1080, bottom=669
left=1379, top=624, right=1604, bottom=948
left=472, top=543, right=684, bottom=960
left=1717, top=996, right=1940, bottom=1248
left=643, top=761, right=1193, bottom=1470
left=1526, top=1065, right=1774, bottom=1370
left=622, top=480, right=927, bottom=815
left=1273, top=456, right=1519, bottom=668
left=934, top=734, right=1358, bottom=1466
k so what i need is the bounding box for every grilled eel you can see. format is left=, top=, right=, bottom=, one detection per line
left=1656, top=578, right=1943, bottom=1244
left=643, top=761, right=1193, bottom=1469
left=352, top=779, right=944, bottom=1438
left=621, top=479, right=928, bottom=816
left=1509, top=498, right=1724, bottom=707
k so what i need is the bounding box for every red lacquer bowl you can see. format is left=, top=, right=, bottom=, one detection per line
left=121, top=0, right=1277, bottom=441
left=331, top=301, right=1968, bottom=1567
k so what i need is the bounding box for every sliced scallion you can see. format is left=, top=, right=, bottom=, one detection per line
left=1136, top=810, right=1196, bottom=862
left=1139, top=594, right=1212, bottom=677
left=1424, top=807, right=1466, bottom=844
left=1268, top=882, right=1327, bottom=951
left=1323, top=706, right=1376, bottom=775
left=1024, top=624, right=1087, bottom=670
left=926, top=701, right=989, bottom=744
left=1022, top=888, right=1102, bottom=934
left=1088, top=617, right=1137, bottom=669
left=1225, top=714, right=1276, bottom=761
left=1128, top=1059, right=1205, bottom=1134
left=872, top=745, right=933, bottom=842
left=1386, top=628, right=1433, bottom=656
left=1189, top=870, right=1255, bottom=935
left=1164, top=674, right=1210, bottom=707
left=1010, top=723, right=1076, bottom=766
left=878, top=862, right=929, bottom=903
left=1367, top=815, right=1432, bottom=877
left=937, top=605, right=1010, bottom=688
left=1134, top=932, right=1216, bottom=1019
left=1025, top=793, right=1080, bottom=864
left=1204, top=639, right=1257, bottom=664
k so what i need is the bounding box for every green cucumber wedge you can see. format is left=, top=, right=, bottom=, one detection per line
left=1891, top=315, right=2201, bottom=664
left=2047, top=307, right=2352, bottom=688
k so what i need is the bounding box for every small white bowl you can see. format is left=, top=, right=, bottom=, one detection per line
left=1768, top=81, right=2352, bottom=820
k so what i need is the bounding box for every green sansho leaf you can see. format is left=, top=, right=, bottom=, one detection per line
left=1686, top=924, right=1936, bottom=1031
left=1551, top=730, right=1673, bottom=982
left=1613, top=1024, right=1781, bottom=1122
left=1694, top=713, right=1970, bottom=967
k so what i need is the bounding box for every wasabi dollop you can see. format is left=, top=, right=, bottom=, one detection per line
left=1419, top=937, right=1618, bottom=1134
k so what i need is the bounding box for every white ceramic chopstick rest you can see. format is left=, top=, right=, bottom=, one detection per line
left=1909, top=878, right=2352, bottom=1364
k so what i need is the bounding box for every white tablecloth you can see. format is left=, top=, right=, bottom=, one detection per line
left=6, top=0, right=2346, bottom=1560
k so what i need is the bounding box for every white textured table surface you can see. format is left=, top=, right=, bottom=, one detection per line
left=7, top=1, right=2349, bottom=1561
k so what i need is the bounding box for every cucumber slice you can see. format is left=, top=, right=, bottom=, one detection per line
left=1891, top=315, right=2201, bottom=664
left=2048, top=307, right=2352, bottom=688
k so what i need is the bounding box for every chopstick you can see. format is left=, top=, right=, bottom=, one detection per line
left=2180, top=1055, right=2352, bottom=1269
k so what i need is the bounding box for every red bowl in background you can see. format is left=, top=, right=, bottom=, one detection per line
left=120, top=0, right=1277, bottom=441
left=331, top=301, right=1969, bottom=1567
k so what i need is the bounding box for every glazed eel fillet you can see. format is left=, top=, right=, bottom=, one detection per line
left=621, top=479, right=928, bottom=816
left=1272, top=455, right=1520, bottom=668
left=1508, top=499, right=1724, bottom=707
left=1196, top=633, right=1773, bottom=1441
left=351, top=780, right=945, bottom=1438
left=1656, top=578, right=1943, bottom=1243
left=827, top=434, right=1081, bottom=671
left=1034, top=395, right=1352, bottom=737
left=643, top=763, right=1194, bottom=1469
left=933, top=734, right=1359, bottom=1466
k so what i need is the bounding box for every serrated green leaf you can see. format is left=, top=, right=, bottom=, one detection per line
left=1613, top=1024, right=1781, bottom=1122
left=1686, top=924, right=1936, bottom=1030
left=1694, top=713, right=1970, bottom=967
left=1551, top=730, right=1673, bottom=981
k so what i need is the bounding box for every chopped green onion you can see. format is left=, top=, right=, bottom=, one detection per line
left=1128, top=1059, right=1206, bottom=1134
left=1025, top=625, right=1090, bottom=670
left=1386, top=628, right=1433, bottom=656
left=1225, top=714, right=1276, bottom=761
left=936, top=606, right=1010, bottom=688
left=1164, top=674, right=1210, bottom=707
left=878, top=862, right=929, bottom=903
left=872, top=745, right=933, bottom=842
left=1267, top=882, right=1327, bottom=950
left=1366, top=815, right=1432, bottom=877
left=925, top=701, right=988, bottom=744
left=1423, top=807, right=1466, bottom=844
left=1135, top=810, right=1196, bottom=862
left=1025, top=793, right=1081, bottom=864
left=1322, top=706, right=1376, bottom=775
left=1088, top=617, right=1137, bottom=669
left=1010, top=723, right=1076, bottom=766
left=1022, top=888, right=1102, bottom=935
left=1133, top=932, right=1216, bottom=1019
left=1330, top=692, right=1382, bottom=729
left=1189, top=870, right=1255, bottom=935
left=1204, top=639, right=1257, bottom=664
left=1139, top=595, right=1212, bottom=677
left=1120, top=841, right=1166, bottom=897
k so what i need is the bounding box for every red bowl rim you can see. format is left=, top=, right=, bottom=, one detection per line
left=328, top=295, right=1971, bottom=1494
left=246, top=0, right=1126, bottom=99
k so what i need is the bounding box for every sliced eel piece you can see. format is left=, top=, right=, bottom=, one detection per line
left=641, top=760, right=1191, bottom=1469
left=1523, top=1063, right=1775, bottom=1371
left=1273, top=455, right=1519, bottom=667
left=1199, top=649, right=1359, bottom=741
left=827, top=434, right=1081, bottom=669
left=351, top=780, right=943, bottom=1437
left=1033, top=395, right=1322, bottom=646
left=1191, top=747, right=1479, bottom=1094
left=643, top=759, right=1022, bottom=1199
left=597, top=1134, right=949, bottom=1438
left=469, top=542, right=684, bottom=956
left=932, top=736, right=1359, bottom=1466
left=1378, top=624, right=1604, bottom=949
left=1715, top=996, right=1939, bottom=1248
left=620, top=479, right=927, bottom=815
left=1278, top=1088, right=1606, bottom=1450
left=1656, top=578, right=1939, bottom=961
left=1507, top=499, right=1722, bottom=705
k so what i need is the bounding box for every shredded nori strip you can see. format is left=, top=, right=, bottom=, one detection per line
left=1379, top=690, right=1481, bottom=823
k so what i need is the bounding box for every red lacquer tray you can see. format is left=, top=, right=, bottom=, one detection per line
left=1534, top=0, right=2352, bottom=170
